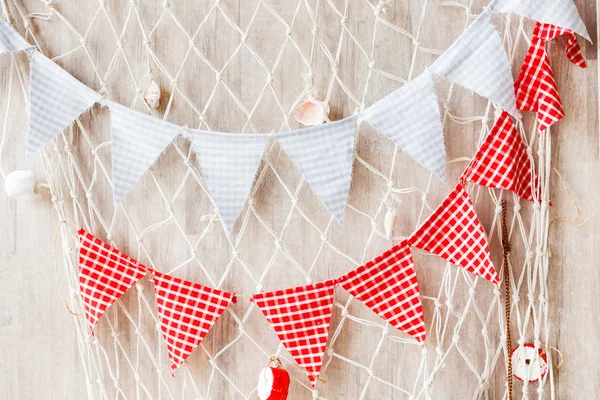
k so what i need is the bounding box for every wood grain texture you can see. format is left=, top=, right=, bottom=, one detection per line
left=0, top=0, right=597, bottom=399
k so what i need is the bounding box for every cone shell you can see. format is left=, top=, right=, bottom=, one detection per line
left=144, top=80, right=161, bottom=109
left=293, top=99, right=329, bottom=126
left=384, top=208, right=397, bottom=240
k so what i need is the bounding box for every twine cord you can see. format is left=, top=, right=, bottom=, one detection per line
left=501, top=200, right=512, bottom=400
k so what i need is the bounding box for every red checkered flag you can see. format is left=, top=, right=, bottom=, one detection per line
left=408, top=183, right=499, bottom=285
left=251, top=279, right=336, bottom=387
left=151, top=271, right=236, bottom=372
left=461, top=111, right=540, bottom=203
left=78, top=229, right=147, bottom=334
left=534, top=22, right=586, bottom=68
left=338, top=241, right=426, bottom=344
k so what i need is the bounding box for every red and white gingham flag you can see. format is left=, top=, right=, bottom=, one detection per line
left=251, top=279, right=336, bottom=387
left=338, top=241, right=426, bottom=344
left=78, top=229, right=147, bottom=334
left=151, top=271, right=236, bottom=372
left=534, top=22, right=586, bottom=68
left=408, top=183, right=499, bottom=285
left=461, top=111, right=540, bottom=203
left=514, top=35, right=564, bottom=131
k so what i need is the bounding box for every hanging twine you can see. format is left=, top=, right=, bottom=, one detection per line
left=52, top=220, right=81, bottom=316
left=500, top=200, right=512, bottom=400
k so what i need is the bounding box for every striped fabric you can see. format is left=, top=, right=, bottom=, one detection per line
left=28, top=52, right=101, bottom=157
left=514, top=36, right=564, bottom=131
left=429, top=10, right=517, bottom=117
left=107, top=101, right=183, bottom=203
left=151, top=271, right=236, bottom=371
left=276, top=116, right=357, bottom=221
left=461, top=111, right=540, bottom=202
left=251, top=279, right=336, bottom=387
left=361, top=71, right=446, bottom=181
left=78, top=229, right=147, bottom=334
left=0, top=17, right=32, bottom=54
left=534, top=22, right=586, bottom=68
left=189, top=131, right=270, bottom=232
left=338, top=241, right=426, bottom=344
left=408, top=183, right=499, bottom=285
left=489, top=0, right=590, bottom=42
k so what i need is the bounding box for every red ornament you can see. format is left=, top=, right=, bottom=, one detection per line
left=257, top=357, right=290, bottom=400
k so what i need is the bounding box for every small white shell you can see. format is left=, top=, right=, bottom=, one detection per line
left=144, top=80, right=161, bottom=109
left=384, top=207, right=397, bottom=240
left=293, top=99, right=329, bottom=126
left=5, top=170, right=37, bottom=200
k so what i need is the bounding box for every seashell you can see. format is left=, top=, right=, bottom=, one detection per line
left=5, top=170, right=37, bottom=200
left=293, top=99, right=329, bottom=126
left=384, top=207, right=397, bottom=240
left=144, top=80, right=161, bottom=109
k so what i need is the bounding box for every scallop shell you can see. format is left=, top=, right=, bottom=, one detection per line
left=144, top=80, right=161, bottom=109
left=293, top=99, right=329, bottom=126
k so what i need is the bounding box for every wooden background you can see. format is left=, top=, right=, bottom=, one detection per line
left=0, top=0, right=598, bottom=399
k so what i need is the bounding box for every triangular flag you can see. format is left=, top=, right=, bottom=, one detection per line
left=189, top=131, right=270, bottom=232
left=461, top=111, right=541, bottom=202
left=533, top=22, right=586, bottom=68
left=361, top=71, right=446, bottom=181
left=276, top=116, right=357, bottom=221
left=429, top=10, right=517, bottom=117
left=514, top=37, right=564, bottom=131
left=0, top=17, right=33, bottom=54
left=28, top=52, right=102, bottom=157
left=78, top=229, right=147, bottom=334
left=107, top=101, right=183, bottom=203
left=408, top=183, right=499, bottom=285
left=338, top=241, right=426, bottom=344
left=251, top=279, right=336, bottom=387
left=489, top=0, right=591, bottom=42
left=151, top=271, right=236, bottom=372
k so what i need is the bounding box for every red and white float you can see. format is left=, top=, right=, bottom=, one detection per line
left=258, top=357, right=290, bottom=400
left=510, top=343, right=548, bottom=382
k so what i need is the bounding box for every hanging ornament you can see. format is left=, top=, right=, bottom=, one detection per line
left=293, top=99, right=329, bottom=126
left=257, top=357, right=290, bottom=400
left=510, top=343, right=548, bottom=382
left=4, top=170, right=37, bottom=200
left=383, top=195, right=398, bottom=240
left=143, top=80, right=161, bottom=109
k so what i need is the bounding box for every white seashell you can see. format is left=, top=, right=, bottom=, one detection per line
left=384, top=207, right=397, bottom=240
left=293, top=99, right=329, bottom=126
left=5, top=170, right=37, bottom=200
left=144, top=80, right=161, bottom=109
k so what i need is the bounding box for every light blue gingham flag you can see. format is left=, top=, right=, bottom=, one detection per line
left=28, top=51, right=101, bottom=157
left=276, top=116, right=358, bottom=221
left=0, top=17, right=32, bottom=54
left=189, top=131, right=270, bottom=232
left=429, top=10, right=517, bottom=117
left=361, top=71, right=446, bottom=182
left=489, top=0, right=590, bottom=42
left=108, top=101, right=183, bottom=203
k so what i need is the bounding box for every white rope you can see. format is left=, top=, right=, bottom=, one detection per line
left=0, top=0, right=557, bottom=398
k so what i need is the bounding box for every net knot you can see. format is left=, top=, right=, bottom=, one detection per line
left=311, top=27, right=319, bottom=36
left=312, top=390, right=319, bottom=400
left=340, top=17, right=348, bottom=26
left=513, top=203, right=521, bottom=213
left=232, top=248, right=240, bottom=258
left=162, top=0, right=170, bottom=8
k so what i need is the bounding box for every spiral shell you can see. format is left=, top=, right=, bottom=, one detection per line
left=144, top=80, right=161, bottom=109
left=5, top=170, right=37, bottom=200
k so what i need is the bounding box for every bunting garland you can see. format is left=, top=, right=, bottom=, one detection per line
left=408, top=183, right=499, bottom=285
left=461, top=111, right=541, bottom=202
left=533, top=22, right=586, bottom=68
left=0, top=17, right=33, bottom=54
left=430, top=10, right=518, bottom=117
left=151, top=271, right=236, bottom=371
left=337, top=240, right=426, bottom=343
left=78, top=229, right=147, bottom=334
left=28, top=52, right=102, bottom=157
left=251, top=280, right=336, bottom=387
left=361, top=71, right=446, bottom=181
left=514, top=35, right=564, bottom=131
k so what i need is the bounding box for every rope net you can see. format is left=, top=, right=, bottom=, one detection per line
left=0, top=0, right=556, bottom=398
